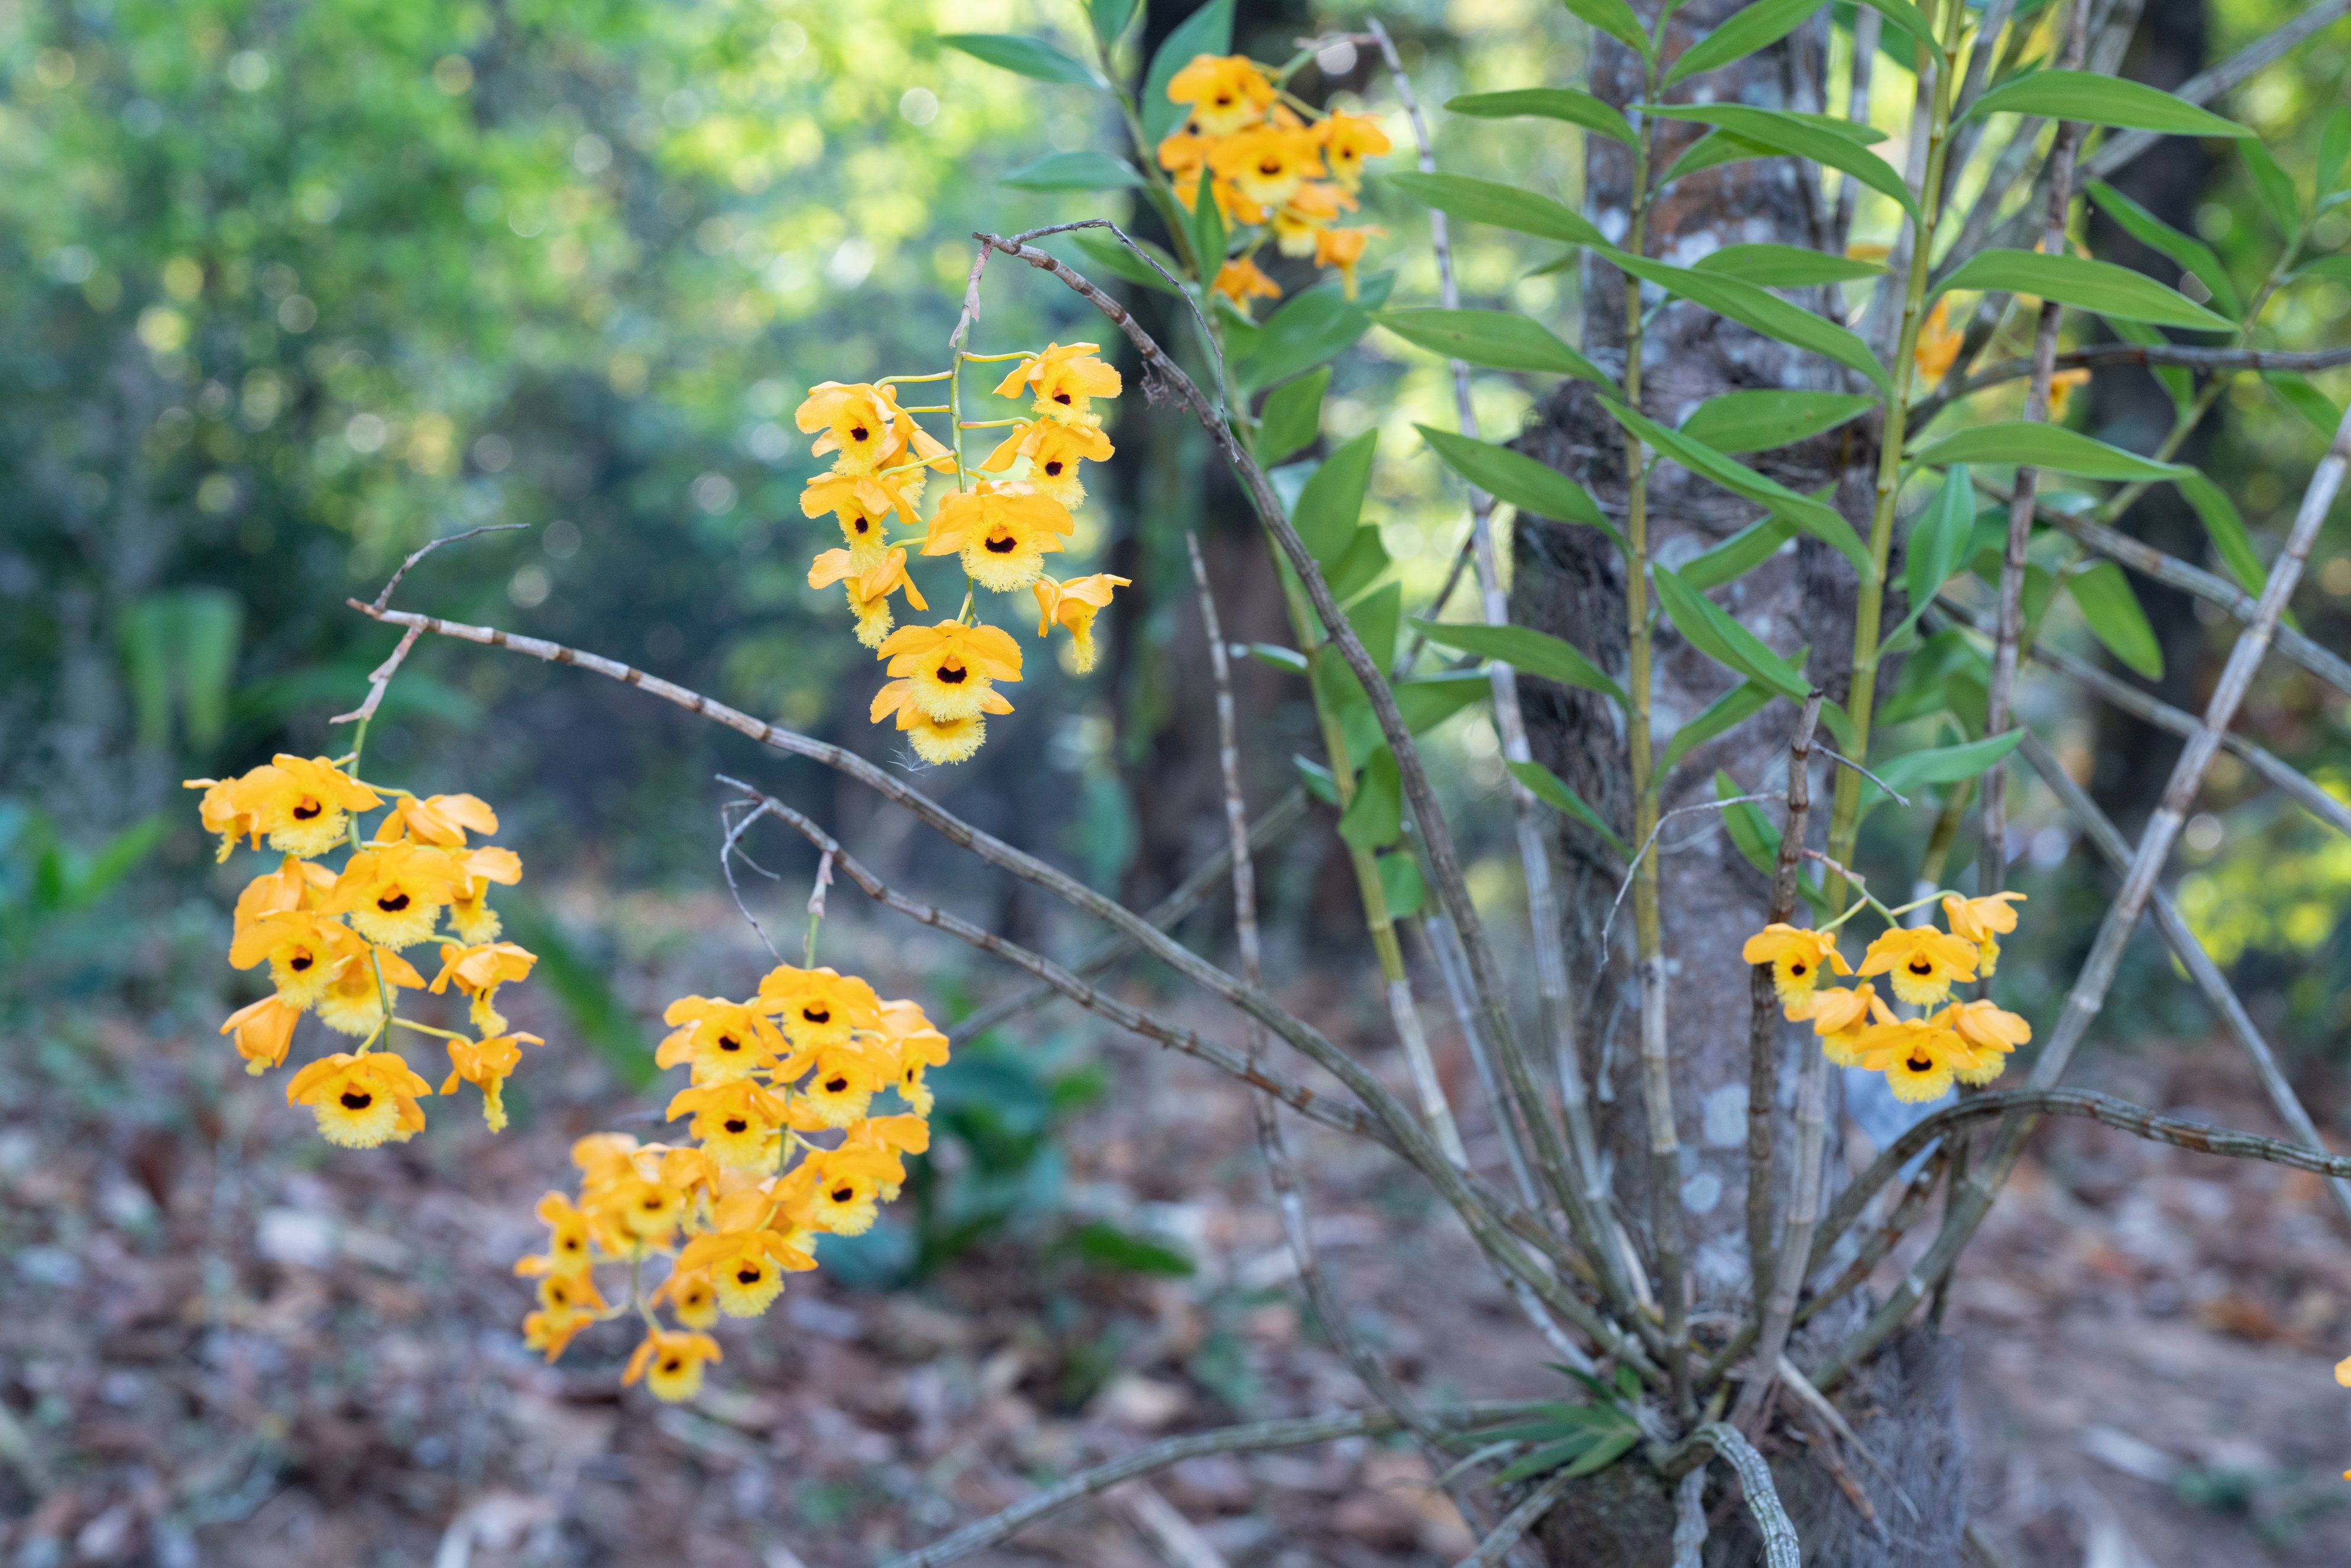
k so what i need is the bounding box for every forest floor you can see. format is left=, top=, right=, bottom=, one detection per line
left=4, top=889, right=2349, bottom=1568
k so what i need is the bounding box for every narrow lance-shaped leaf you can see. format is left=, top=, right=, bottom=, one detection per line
left=1560, top=0, right=1654, bottom=63
left=1613, top=252, right=1892, bottom=397
left=1446, top=88, right=1633, bottom=144
left=1414, top=423, right=1624, bottom=550
left=1910, top=423, right=2188, bottom=482
left=1337, top=746, right=1403, bottom=850
left=1936, top=248, right=2233, bottom=333
left=1870, top=730, right=2026, bottom=800
left=1646, top=103, right=1918, bottom=218
left=1394, top=670, right=1491, bottom=733
left=1657, top=679, right=1773, bottom=779
left=1678, top=390, right=1876, bottom=455
left=1410, top=617, right=1628, bottom=707
left=1853, top=0, right=1947, bottom=68
left=1650, top=563, right=1813, bottom=704
left=1291, top=430, right=1377, bottom=563
left=1715, top=769, right=1832, bottom=916
left=1255, top=367, right=1329, bottom=466
left=1382, top=171, right=1610, bottom=251
left=2065, top=559, right=2164, bottom=680
left=1662, top=0, right=1823, bottom=88
left=1604, top=399, right=1874, bottom=581
left=1692, top=243, right=1887, bottom=287
left=1066, top=229, right=1181, bottom=294
left=939, top=33, right=1102, bottom=88
left=2242, top=138, right=2305, bottom=242
left=2175, top=469, right=2271, bottom=602
left=1507, top=760, right=1628, bottom=858
left=1889, top=464, right=1974, bottom=643
left=1962, top=70, right=2251, bottom=138
left=1679, top=516, right=1798, bottom=591
left=1374, top=307, right=1609, bottom=385
left=2085, top=179, right=2242, bottom=320
left=1139, top=0, right=1234, bottom=141
left=2269, top=371, right=2344, bottom=440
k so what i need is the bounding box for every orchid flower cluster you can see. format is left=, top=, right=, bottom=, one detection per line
left=1157, top=53, right=1391, bottom=312
left=1744, top=891, right=2032, bottom=1103
left=513, top=965, right=950, bottom=1402
left=186, top=756, right=538, bottom=1142
left=796, top=343, right=1131, bottom=765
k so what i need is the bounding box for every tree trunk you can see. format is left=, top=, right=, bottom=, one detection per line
left=2084, top=0, right=2217, bottom=838
left=1513, top=5, right=1968, bottom=1557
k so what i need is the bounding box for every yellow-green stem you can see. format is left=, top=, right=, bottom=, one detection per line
left=1824, top=0, right=1968, bottom=904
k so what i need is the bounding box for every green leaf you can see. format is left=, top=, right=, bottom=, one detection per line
left=2106, top=316, right=2194, bottom=412
left=1561, top=0, right=1655, bottom=62
left=2320, top=105, right=2351, bottom=197
left=1241, top=642, right=1308, bottom=675
left=1346, top=582, right=1403, bottom=670
left=2066, top=559, right=2164, bottom=679
left=1910, top=423, right=2187, bottom=481
left=1662, top=0, right=1824, bottom=88
left=1376, top=850, right=1426, bottom=918
left=1507, top=760, right=1627, bottom=857
left=1651, top=565, right=1815, bottom=703
left=1692, top=243, right=1887, bottom=287
left=1233, top=283, right=1377, bottom=393
left=1190, top=160, right=1226, bottom=275
left=2085, top=179, right=2241, bottom=320
left=2242, top=138, right=2305, bottom=241
left=2292, top=255, right=2351, bottom=287
left=1140, top=0, right=1235, bottom=141
left=1382, top=171, right=1610, bottom=251
left=1614, top=252, right=1892, bottom=397
left=1647, top=103, right=1917, bottom=218
left=1293, top=430, right=1378, bottom=563
left=1604, top=400, right=1873, bottom=579
left=1656, top=112, right=1885, bottom=190
left=1963, top=70, right=2250, bottom=138
left=1680, top=516, right=1797, bottom=591
left=1853, top=0, right=1948, bottom=68
left=1326, top=526, right=1393, bottom=603
left=1878, top=626, right=1989, bottom=731
left=1659, top=679, right=1773, bottom=777
left=1872, top=730, right=2025, bottom=799
left=2268, top=371, right=2344, bottom=440
left=1891, top=464, right=1975, bottom=642
left=2176, top=469, right=2268, bottom=600
left=1065, top=229, right=1181, bottom=294
left=1414, top=424, right=1624, bottom=548
left=1935, top=248, right=2232, bottom=332
left=1718, top=769, right=1783, bottom=880
left=1559, top=1428, right=1640, bottom=1479
left=1679, top=390, right=1876, bottom=454
left=1067, top=1220, right=1196, bottom=1276
left=1256, top=367, right=1329, bottom=465
left=1374, top=307, right=1608, bottom=384
left=940, top=33, right=1101, bottom=88
left=1090, top=0, right=1139, bottom=43
left=1395, top=669, right=1491, bottom=732
left=1493, top=1434, right=1601, bottom=1486
left=1001, top=150, right=1142, bottom=192
left=1294, top=754, right=1340, bottom=806
left=1338, top=745, right=1403, bottom=850
left=1446, top=88, right=1632, bottom=144
left=1412, top=618, right=1627, bottom=707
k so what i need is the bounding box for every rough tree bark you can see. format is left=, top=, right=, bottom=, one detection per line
left=1513, top=5, right=1968, bottom=1559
